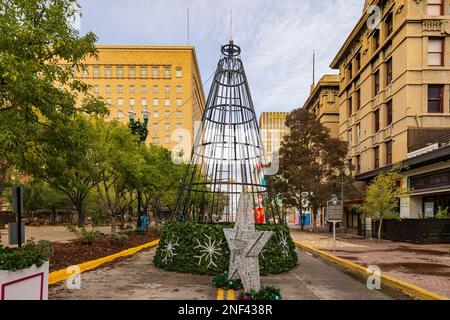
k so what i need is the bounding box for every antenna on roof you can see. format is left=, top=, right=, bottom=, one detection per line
left=230, top=9, right=233, bottom=41
left=311, top=50, right=316, bottom=93
left=187, top=8, right=190, bottom=45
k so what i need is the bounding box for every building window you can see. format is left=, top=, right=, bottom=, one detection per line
left=428, top=0, right=444, bottom=16
left=141, top=85, right=147, bottom=94
left=428, top=84, right=444, bottom=113
left=129, top=85, right=135, bottom=94
left=117, top=98, right=123, bottom=106
left=93, top=66, right=99, bottom=77
left=347, top=62, right=353, bottom=81
left=386, top=141, right=393, bottom=165
left=165, top=99, right=171, bottom=106
left=176, top=67, right=182, bottom=78
left=153, top=98, right=159, bottom=106
left=355, top=89, right=361, bottom=110
left=82, top=66, right=89, bottom=77
left=152, top=85, right=158, bottom=94
left=130, top=98, right=135, bottom=106
left=164, top=67, right=171, bottom=78
left=164, top=86, right=170, bottom=94
left=176, top=111, right=182, bottom=119
left=105, top=98, right=112, bottom=105
left=428, top=38, right=444, bottom=66
left=355, top=52, right=361, bottom=72
left=356, top=123, right=361, bottom=144
left=356, top=155, right=361, bottom=174
left=152, top=67, right=159, bottom=78
left=117, top=85, right=123, bottom=94
left=176, top=86, right=182, bottom=94
left=348, top=129, right=353, bottom=148
left=152, top=137, right=159, bottom=145
left=164, top=123, right=170, bottom=131
left=105, top=85, right=112, bottom=93
left=105, top=66, right=112, bottom=77
left=117, top=66, right=123, bottom=77
left=152, top=124, right=158, bottom=131
left=153, top=111, right=159, bottom=118
left=386, top=58, right=393, bottom=84
left=176, top=123, right=182, bottom=130
left=141, top=98, right=147, bottom=106
left=374, top=109, right=380, bottom=132
left=165, top=110, right=170, bottom=117
left=93, top=85, right=99, bottom=94
left=129, top=66, right=136, bottom=78
left=117, top=110, right=124, bottom=119
left=386, top=100, right=393, bottom=126
left=373, top=29, right=380, bottom=51
left=348, top=96, right=353, bottom=117
left=176, top=98, right=182, bottom=106
left=374, top=146, right=380, bottom=169
left=141, top=66, right=147, bottom=78
left=374, top=70, right=380, bottom=96
left=385, top=12, right=393, bottom=37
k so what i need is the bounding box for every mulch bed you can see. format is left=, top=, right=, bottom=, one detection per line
left=49, top=230, right=160, bottom=272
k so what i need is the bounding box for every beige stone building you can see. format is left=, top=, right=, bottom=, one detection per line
left=258, top=112, right=290, bottom=162
left=331, top=0, right=450, bottom=218
left=303, top=74, right=340, bottom=139
left=77, top=45, right=206, bottom=150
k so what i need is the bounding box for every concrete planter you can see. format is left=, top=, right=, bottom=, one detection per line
left=0, top=261, right=49, bottom=300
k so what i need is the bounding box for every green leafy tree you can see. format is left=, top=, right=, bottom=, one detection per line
left=19, top=116, right=104, bottom=226
left=362, top=165, right=407, bottom=240
left=274, top=108, right=350, bottom=228
left=0, top=0, right=106, bottom=196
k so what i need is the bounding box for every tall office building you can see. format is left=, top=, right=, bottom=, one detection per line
left=331, top=0, right=450, bottom=218
left=77, top=45, right=206, bottom=150
left=258, top=112, right=290, bottom=162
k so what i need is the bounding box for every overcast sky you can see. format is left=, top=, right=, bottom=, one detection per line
left=77, top=0, right=364, bottom=116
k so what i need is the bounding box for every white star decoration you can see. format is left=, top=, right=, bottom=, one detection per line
left=161, top=234, right=179, bottom=264
left=194, top=234, right=223, bottom=269
left=224, top=192, right=273, bottom=292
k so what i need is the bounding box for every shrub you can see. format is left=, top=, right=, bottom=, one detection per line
left=107, top=233, right=129, bottom=246
left=212, top=271, right=243, bottom=290
left=436, top=208, right=449, bottom=219
left=65, top=224, right=104, bottom=245
left=0, top=239, right=52, bottom=271
left=154, top=222, right=298, bottom=275
left=238, top=286, right=282, bottom=301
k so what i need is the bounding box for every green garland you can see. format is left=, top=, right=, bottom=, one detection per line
left=238, top=286, right=282, bottom=301
left=154, top=222, right=298, bottom=275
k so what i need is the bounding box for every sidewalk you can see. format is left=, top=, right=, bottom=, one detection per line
left=0, top=225, right=112, bottom=245
left=290, top=227, right=450, bottom=298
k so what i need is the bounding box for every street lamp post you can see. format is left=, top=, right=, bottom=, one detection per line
left=128, top=107, right=150, bottom=230
left=334, top=167, right=351, bottom=228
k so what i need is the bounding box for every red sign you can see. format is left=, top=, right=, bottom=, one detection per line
left=253, top=207, right=266, bottom=224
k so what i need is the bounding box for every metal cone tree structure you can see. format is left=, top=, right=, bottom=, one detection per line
left=175, top=41, right=278, bottom=223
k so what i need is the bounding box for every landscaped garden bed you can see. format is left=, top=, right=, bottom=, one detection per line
left=154, top=222, right=298, bottom=275
left=49, top=226, right=161, bottom=272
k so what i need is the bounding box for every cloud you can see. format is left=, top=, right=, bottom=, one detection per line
left=78, top=0, right=364, bottom=115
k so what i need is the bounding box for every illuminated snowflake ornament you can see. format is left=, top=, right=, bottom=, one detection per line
left=161, top=234, right=180, bottom=264
left=194, top=234, right=223, bottom=269
left=278, top=231, right=290, bottom=257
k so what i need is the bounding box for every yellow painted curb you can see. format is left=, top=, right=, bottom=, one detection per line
left=294, top=240, right=449, bottom=301
left=216, top=288, right=235, bottom=300
left=48, top=239, right=160, bottom=285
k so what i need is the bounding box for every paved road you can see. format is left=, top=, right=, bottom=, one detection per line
left=50, top=248, right=394, bottom=300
